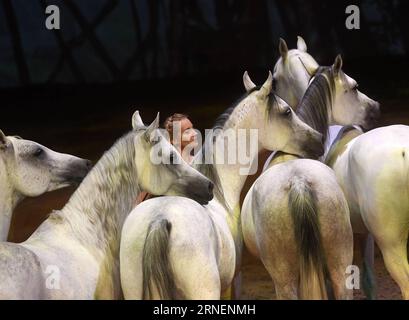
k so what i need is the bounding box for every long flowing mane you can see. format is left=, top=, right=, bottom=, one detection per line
left=297, top=66, right=335, bottom=142
left=49, top=130, right=140, bottom=250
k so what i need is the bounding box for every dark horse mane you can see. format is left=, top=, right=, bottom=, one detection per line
left=296, top=66, right=336, bottom=142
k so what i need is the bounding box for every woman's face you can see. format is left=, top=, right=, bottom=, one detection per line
left=179, top=118, right=197, bottom=150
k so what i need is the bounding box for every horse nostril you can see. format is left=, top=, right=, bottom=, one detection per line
left=85, top=160, right=93, bottom=169
left=208, top=181, right=214, bottom=194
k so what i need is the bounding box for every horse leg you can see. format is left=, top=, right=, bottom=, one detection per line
left=120, top=251, right=143, bottom=299
left=362, top=234, right=377, bottom=299
left=327, top=260, right=354, bottom=300
left=219, top=271, right=242, bottom=300
left=362, top=192, right=409, bottom=300
left=232, top=271, right=242, bottom=299
left=220, top=285, right=232, bottom=300
left=262, top=260, right=298, bottom=299
left=220, top=273, right=240, bottom=300
left=377, top=237, right=409, bottom=300
left=353, top=233, right=377, bottom=299
left=272, top=275, right=298, bottom=300
left=183, top=277, right=220, bottom=300
left=324, top=222, right=354, bottom=300
left=172, top=252, right=221, bottom=300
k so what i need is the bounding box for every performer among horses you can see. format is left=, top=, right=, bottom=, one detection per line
left=135, top=113, right=198, bottom=205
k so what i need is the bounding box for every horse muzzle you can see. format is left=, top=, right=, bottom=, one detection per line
left=186, top=180, right=214, bottom=205
left=362, top=101, right=381, bottom=130
left=302, top=131, right=325, bottom=159
left=60, top=159, right=93, bottom=185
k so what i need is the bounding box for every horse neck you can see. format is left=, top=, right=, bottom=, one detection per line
left=214, top=158, right=253, bottom=213
left=58, top=133, right=140, bottom=257
left=0, top=157, right=22, bottom=241
left=296, top=73, right=333, bottom=143
left=211, top=102, right=261, bottom=214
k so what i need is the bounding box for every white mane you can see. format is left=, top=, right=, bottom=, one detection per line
left=50, top=131, right=140, bottom=253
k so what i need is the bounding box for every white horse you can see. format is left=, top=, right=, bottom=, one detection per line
left=273, top=36, right=380, bottom=135
left=241, top=37, right=382, bottom=299
left=0, top=130, right=91, bottom=242
left=120, top=71, right=324, bottom=300
left=271, top=37, right=382, bottom=299
left=272, top=36, right=319, bottom=109
left=242, top=158, right=352, bottom=299
left=326, top=125, right=409, bottom=299
left=242, top=62, right=362, bottom=299
left=261, top=38, right=380, bottom=299
left=266, top=36, right=380, bottom=160
left=272, top=36, right=379, bottom=118
left=0, top=111, right=213, bottom=299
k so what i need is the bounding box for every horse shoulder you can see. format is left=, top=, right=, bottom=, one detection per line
left=0, top=243, right=46, bottom=299
left=24, top=222, right=102, bottom=299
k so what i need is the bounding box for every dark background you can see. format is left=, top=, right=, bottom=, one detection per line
left=1, top=0, right=408, bottom=137
left=0, top=0, right=408, bottom=299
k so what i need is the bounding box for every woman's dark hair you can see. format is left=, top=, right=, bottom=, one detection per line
left=163, top=113, right=189, bottom=140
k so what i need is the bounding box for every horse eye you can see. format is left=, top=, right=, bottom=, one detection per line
left=169, top=152, right=175, bottom=164
left=33, top=148, right=43, bottom=157
left=283, top=107, right=291, bottom=116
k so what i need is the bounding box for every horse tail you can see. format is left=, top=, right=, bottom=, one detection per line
left=288, top=177, right=328, bottom=299
left=141, top=218, right=176, bottom=299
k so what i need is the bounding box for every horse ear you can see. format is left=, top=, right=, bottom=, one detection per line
left=132, top=110, right=145, bottom=130
left=333, top=54, right=343, bottom=75
left=0, top=129, right=8, bottom=150
left=297, top=36, right=307, bottom=52
left=145, top=112, right=160, bottom=143
left=279, top=38, right=288, bottom=60
left=258, top=71, right=273, bottom=98
left=243, top=71, right=256, bottom=92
